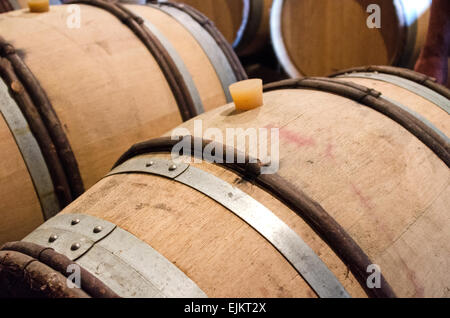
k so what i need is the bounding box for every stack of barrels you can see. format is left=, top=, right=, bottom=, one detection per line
left=0, top=0, right=246, bottom=243
left=1, top=0, right=438, bottom=78
left=174, top=0, right=435, bottom=77
left=0, top=0, right=449, bottom=299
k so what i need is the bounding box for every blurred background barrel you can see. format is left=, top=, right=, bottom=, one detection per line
left=0, top=0, right=14, bottom=12
left=1, top=68, right=448, bottom=298
left=0, top=3, right=245, bottom=244
left=174, top=0, right=273, bottom=56
left=271, top=0, right=433, bottom=77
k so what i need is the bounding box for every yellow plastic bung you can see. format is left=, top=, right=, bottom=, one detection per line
left=28, top=0, right=49, bottom=13
left=229, top=79, right=263, bottom=111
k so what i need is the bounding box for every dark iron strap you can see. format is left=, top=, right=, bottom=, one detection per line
left=330, top=65, right=450, bottom=100
left=0, top=0, right=14, bottom=13
left=0, top=241, right=120, bottom=298
left=0, top=55, right=73, bottom=209
left=0, top=249, right=91, bottom=298
left=0, top=37, right=84, bottom=204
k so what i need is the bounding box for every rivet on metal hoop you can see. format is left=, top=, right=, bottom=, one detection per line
left=71, top=219, right=80, bottom=225
left=71, top=243, right=81, bottom=251
left=169, top=164, right=177, bottom=171
left=48, top=234, right=58, bottom=243
left=93, top=226, right=103, bottom=234
left=146, top=161, right=154, bottom=167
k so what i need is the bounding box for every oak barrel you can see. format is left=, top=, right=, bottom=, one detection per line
left=271, top=0, right=432, bottom=77
left=0, top=2, right=246, bottom=244
left=175, top=0, right=273, bottom=56
left=2, top=68, right=448, bottom=298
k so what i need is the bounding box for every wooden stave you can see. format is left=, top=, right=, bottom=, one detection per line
left=4, top=151, right=368, bottom=298
left=0, top=3, right=244, bottom=244
left=330, top=65, right=450, bottom=138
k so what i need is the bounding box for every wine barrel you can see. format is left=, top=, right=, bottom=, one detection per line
left=271, top=0, right=432, bottom=77
left=0, top=2, right=246, bottom=244
left=174, top=0, right=273, bottom=56
left=2, top=70, right=448, bottom=298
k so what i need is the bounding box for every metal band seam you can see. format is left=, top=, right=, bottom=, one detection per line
left=20, top=213, right=206, bottom=298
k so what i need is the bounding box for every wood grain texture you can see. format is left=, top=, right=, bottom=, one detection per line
left=0, top=115, right=43, bottom=244
left=130, top=4, right=227, bottom=111
left=337, top=77, right=450, bottom=136
left=166, top=88, right=449, bottom=297
left=50, top=83, right=450, bottom=297
left=277, top=0, right=429, bottom=76
left=62, top=153, right=365, bottom=297
left=0, top=4, right=233, bottom=243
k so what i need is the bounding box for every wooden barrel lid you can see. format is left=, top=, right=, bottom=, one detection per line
left=273, top=0, right=405, bottom=76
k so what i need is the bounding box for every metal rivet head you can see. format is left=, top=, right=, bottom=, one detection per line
left=71, top=219, right=80, bottom=225
left=169, top=164, right=177, bottom=171
left=145, top=161, right=154, bottom=167
left=71, top=243, right=81, bottom=251
left=48, top=234, right=58, bottom=243
left=93, top=226, right=103, bottom=234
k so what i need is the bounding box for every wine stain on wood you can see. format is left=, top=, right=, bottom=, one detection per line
left=324, top=143, right=335, bottom=159
left=351, top=183, right=375, bottom=210
left=279, top=128, right=315, bottom=148
left=135, top=203, right=150, bottom=211
left=153, top=203, right=172, bottom=212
